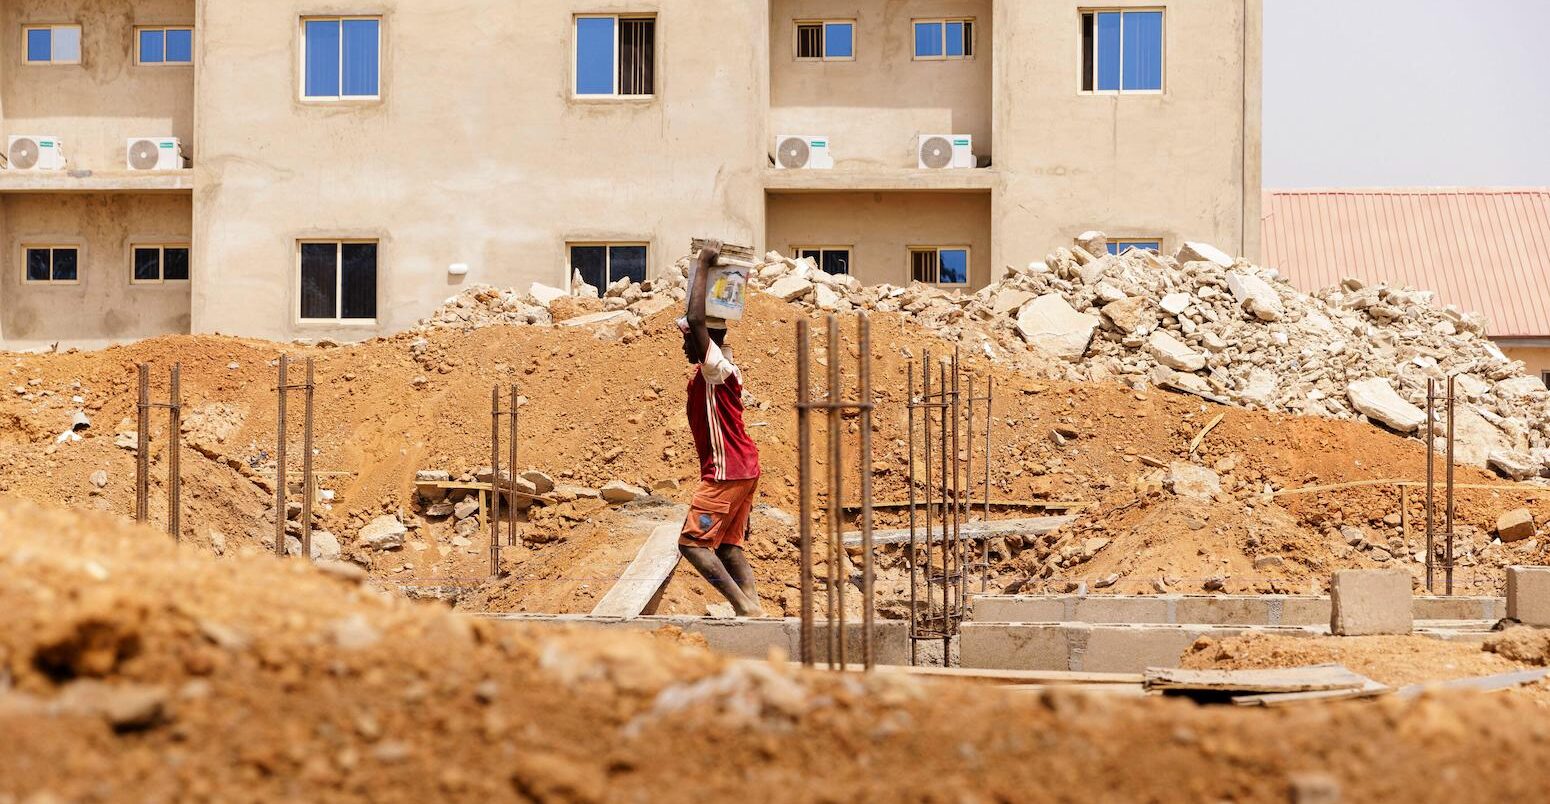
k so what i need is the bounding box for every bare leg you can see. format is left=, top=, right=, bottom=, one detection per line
left=716, top=544, right=765, bottom=616
left=679, top=545, right=760, bottom=616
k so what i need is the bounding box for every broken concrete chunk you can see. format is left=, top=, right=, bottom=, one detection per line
left=1175, top=241, right=1235, bottom=269
left=558, top=310, right=633, bottom=329
left=1346, top=378, right=1425, bottom=433
left=1166, top=463, right=1222, bottom=500
left=765, top=275, right=814, bottom=303
left=1101, top=297, right=1157, bottom=335
left=1151, top=366, right=1229, bottom=404
left=1488, top=449, right=1539, bottom=482
left=1074, top=231, right=1108, bottom=257
left=521, top=470, right=556, bottom=495
left=528, top=283, right=567, bottom=308
left=600, top=481, right=649, bottom=504
left=309, top=530, right=342, bottom=562
left=1159, top=293, right=1192, bottom=316
left=1497, top=509, right=1536, bottom=542
left=453, top=498, right=480, bottom=521
left=89, top=470, right=108, bottom=489
left=813, top=284, right=841, bottom=311
left=1225, top=272, right=1285, bottom=322
left=1146, top=331, right=1206, bottom=372
left=415, top=470, right=451, bottom=483
left=990, top=288, right=1035, bottom=317
left=1015, top=294, right=1099, bottom=362
left=358, top=515, right=407, bottom=551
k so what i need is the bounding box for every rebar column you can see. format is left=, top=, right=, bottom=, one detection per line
left=1445, top=376, right=1456, bottom=596
left=857, top=315, right=875, bottom=670
left=982, top=375, right=993, bottom=593
left=938, top=358, right=950, bottom=660
left=826, top=316, right=845, bottom=670
left=168, top=364, right=182, bottom=542
left=508, top=384, right=519, bottom=547
left=275, top=355, right=288, bottom=558
left=1425, top=378, right=1436, bottom=593
left=300, top=358, right=315, bottom=560
left=490, top=385, right=502, bottom=579
left=135, top=363, right=150, bottom=523
left=796, top=319, right=814, bottom=666
left=906, top=360, right=918, bottom=667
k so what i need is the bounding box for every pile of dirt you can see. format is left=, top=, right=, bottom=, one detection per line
left=1484, top=627, right=1550, bottom=666
left=9, top=497, right=1550, bottom=801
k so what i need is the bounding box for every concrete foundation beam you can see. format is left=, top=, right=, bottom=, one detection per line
left=959, top=622, right=1324, bottom=673
left=482, top=613, right=911, bottom=666
left=1331, top=570, right=1413, bottom=636
left=1507, top=566, right=1550, bottom=627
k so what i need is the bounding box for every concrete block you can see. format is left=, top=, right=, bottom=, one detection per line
left=1414, top=596, right=1502, bottom=621
left=958, top=623, right=1071, bottom=671
left=1330, top=570, right=1413, bottom=635
left=1071, top=596, right=1170, bottom=624
left=1507, top=566, right=1550, bottom=627
left=970, top=596, right=1066, bottom=623
left=1079, top=625, right=1204, bottom=673
left=1173, top=596, right=1273, bottom=626
left=1278, top=597, right=1334, bottom=626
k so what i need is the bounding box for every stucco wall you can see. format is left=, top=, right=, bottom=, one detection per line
left=193, top=0, right=768, bottom=342
left=992, top=0, right=1262, bottom=269
left=766, top=191, right=991, bottom=288
left=0, top=192, right=191, bottom=347
left=769, top=0, right=992, bottom=170
left=3, top=0, right=195, bottom=171
left=1502, top=345, right=1550, bottom=386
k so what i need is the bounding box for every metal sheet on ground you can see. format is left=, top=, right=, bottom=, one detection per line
left=590, top=522, right=683, bottom=617
left=1145, top=664, right=1371, bottom=694
left=1395, top=668, right=1549, bottom=699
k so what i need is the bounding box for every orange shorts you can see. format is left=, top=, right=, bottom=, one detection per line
left=679, top=477, right=759, bottom=549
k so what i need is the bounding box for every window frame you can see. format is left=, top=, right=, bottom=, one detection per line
left=21, top=244, right=82, bottom=285
left=21, top=24, right=82, bottom=65
left=567, top=241, right=650, bottom=289
left=1107, top=239, right=1163, bottom=256
left=1080, top=8, right=1165, bottom=95
left=134, top=26, right=195, bottom=66
left=793, top=19, right=856, bottom=62
left=908, top=246, right=971, bottom=287
left=572, top=14, right=658, bottom=99
left=911, top=18, right=975, bottom=61
left=129, top=243, right=192, bottom=285
left=1542, top=371, right=1550, bottom=390
left=295, top=239, right=380, bottom=325
left=793, top=245, right=853, bottom=276
left=298, top=15, right=382, bottom=102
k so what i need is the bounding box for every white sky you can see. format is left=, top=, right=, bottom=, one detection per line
left=1264, top=0, right=1550, bottom=188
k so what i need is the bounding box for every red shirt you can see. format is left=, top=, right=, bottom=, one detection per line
left=687, top=342, right=761, bottom=482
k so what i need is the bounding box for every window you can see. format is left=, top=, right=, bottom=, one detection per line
left=909, top=247, right=969, bottom=286
left=1081, top=10, right=1163, bottom=92
left=300, top=241, right=377, bottom=321
left=1542, top=371, right=1550, bottom=390
left=1107, top=239, right=1162, bottom=255
left=795, top=21, right=854, bottom=60
left=23, top=246, right=79, bottom=284
left=796, top=247, right=851, bottom=276
left=570, top=243, right=648, bottom=289
left=575, top=16, right=655, bottom=96
left=302, top=17, right=380, bottom=100
left=137, top=27, right=193, bottom=65
left=913, top=19, right=974, bottom=60
left=23, top=25, right=81, bottom=64
left=132, top=245, right=191, bottom=283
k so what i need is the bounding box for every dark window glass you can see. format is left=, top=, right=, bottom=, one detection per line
left=571, top=245, right=607, bottom=289
left=134, top=247, right=162, bottom=281
left=939, top=249, right=968, bottom=284
left=26, top=249, right=51, bottom=281
left=821, top=250, right=849, bottom=275
left=618, top=18, right=655, bottom=95
left=300, top=243, right=337, bottom=319
left=910, top=250, right=938, bottom=284
left=52, top=249, right=78, bottom=281
left=1081, top=13, right=1095, bottom=91
left=962, top=21, right=974, bottom=57
left=163, top=247, right=190, bottom=280
left=609, top=245, right=647, bottom=284
left=796, top=24, right=822, bottom=58
left=340, top=243, right=377, bottom=319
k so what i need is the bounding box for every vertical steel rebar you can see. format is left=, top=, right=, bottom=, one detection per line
left=938, top=358, right=950, bottom=660
left=1426, top=379, right=1436, bottom=593
left=982, top=375, right=993, bottom=593
left=965, top=372, right=975, bottom=580
left=300, top=359, right=315, bottom=560
left=508, top=385, right=519, bottom=547
left=135, top=363, right=150, bottom=524
left=796, top=320, right=814, bottom=666
left=826, top=316, right=844, bottom=670
left=1445, top=376, right=1456, bottom=596
left=490, top=385, right=502, bottom=579
left=922, top=351, right=934, bottom=661
left=275, top=355, right=288, bottom=558
left=857, top=315, right=875, bottom=670
left=906, top=360, right=918, bottom=666
left=168, top=365, right=182, bottom=542
left=951, top=351, right=964, bottom=635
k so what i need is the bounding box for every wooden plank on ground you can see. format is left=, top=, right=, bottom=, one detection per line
left=1145, top=664, right=1368, bottom=694
left=840, top=516, right=1075, bottom=548
left=590, top=522, right=683, bottom=618
left=1394, top=668, right=1549, bottom=699
left=1233, top=677, right=1391, bottom=707
left=773, top=661, right=1143, bottom=686
left=1189, top=413, right=1226, bottom=454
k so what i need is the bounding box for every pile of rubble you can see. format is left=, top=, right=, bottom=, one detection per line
left=410, top=237, right=1550, bottom=481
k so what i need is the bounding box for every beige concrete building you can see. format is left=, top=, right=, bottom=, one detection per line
left=0, top=0, right=1261, bottom=348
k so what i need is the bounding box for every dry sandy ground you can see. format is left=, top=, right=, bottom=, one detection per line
left=3, top=498, right=1550, bottom=802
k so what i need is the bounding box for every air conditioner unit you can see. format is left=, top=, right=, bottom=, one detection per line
left=774, top=135, right=834, bottom=170
left=917, top=134, right=975, bottom=170
left=127, top=137, right=185, bottom=171
left=6, top=136, right=67, bottom=171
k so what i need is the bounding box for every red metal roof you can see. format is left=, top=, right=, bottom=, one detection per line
left=1261, top=188, right=1550, bottom=339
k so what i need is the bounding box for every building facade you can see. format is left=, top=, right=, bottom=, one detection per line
left=0, top=0, right=1261, bottom=348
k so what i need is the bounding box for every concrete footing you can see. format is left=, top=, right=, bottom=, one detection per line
left=1507, top=566, right=1550, bottom=626
left=1331, top=570, right=1413, bottom=635
left=482, top=613, right=910, bottom=665
left=970, top=594, right=1504, bottom=626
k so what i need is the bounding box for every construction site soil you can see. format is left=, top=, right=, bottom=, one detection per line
left=5, top=498, right=1550, bottom=803
left=2, top=293, right=1548, bottom=613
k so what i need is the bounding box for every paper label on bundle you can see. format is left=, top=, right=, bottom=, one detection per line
left=688, top=263, right=748, bottom=321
